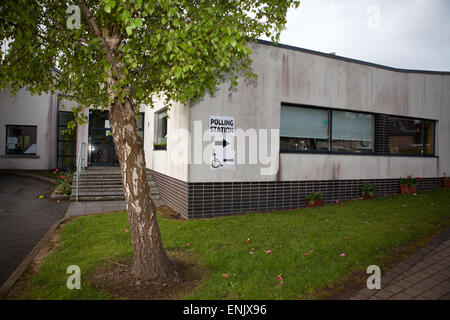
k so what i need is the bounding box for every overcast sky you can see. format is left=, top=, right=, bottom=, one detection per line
left=261, top=0, right=450, bottom=71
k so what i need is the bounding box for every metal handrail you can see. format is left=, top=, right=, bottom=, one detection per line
left=75, top=142, right=86, bottom=202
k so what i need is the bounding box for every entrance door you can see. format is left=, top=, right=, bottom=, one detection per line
left=88, top=110, right=119, bottom=166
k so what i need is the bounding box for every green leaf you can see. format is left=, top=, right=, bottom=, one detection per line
left=126, top=25, right=133, bottom=36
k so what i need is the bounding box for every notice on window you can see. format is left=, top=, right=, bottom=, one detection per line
left=209, top=116, right=235, bottom=170
left=7, top=137, right=18, bottom=144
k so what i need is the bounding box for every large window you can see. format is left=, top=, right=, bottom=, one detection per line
left=388, top=117, right=435, bottom=155
left=280, top=105, right=330, bottom=151
left=331, top=111, right=374, bottom=152
left=57, top=112, right=77, bottom=170
left=6, top=125, right=37, bottom=154
left=280, top=105, right=374, bottom=153
left=154, top=109, right=167, bottom=149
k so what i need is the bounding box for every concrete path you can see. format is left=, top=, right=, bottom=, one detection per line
left=0, top=174, right=69, bottom=287
left=351, top=228, right=450, bottom=300
left=65, top=200, right=127, bottom=217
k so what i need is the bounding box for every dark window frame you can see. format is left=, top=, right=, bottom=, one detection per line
left=136, top=112, right=145, bottom=144
left=5, top=124, right=38, bottom=155
left=154, top=108, right=168, bottom=151
left=280, top=102, right=437, bottom=157
left=56, top=111, right=77, bottom=170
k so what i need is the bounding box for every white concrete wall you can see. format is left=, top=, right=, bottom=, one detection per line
left=143, top=99, right=190, bottom=182
left=188, top=42, right=450, bottom=182
left=0, top=88, right=58, bottom=170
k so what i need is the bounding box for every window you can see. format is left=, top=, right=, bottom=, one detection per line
left=388, top=117, right=435, bottom=155
left=331, top=111, right=374, bottom=152
left=424, top=120, right=435, bottom=155
left=136, top=112, right=145, bottom=143
left=6, top=125, right=37, bottom=154
left=280, top=104, right=436, bottom=157
left=280, top=105, right=330, bottom=151
left=57, top=112, right=77, bottom=170
left=280, top=105, right=374, bottom=153
left=154, top=109, right=167, bottom=149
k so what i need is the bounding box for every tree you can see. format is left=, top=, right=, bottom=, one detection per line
left=0, top=0, right=299, bottom=281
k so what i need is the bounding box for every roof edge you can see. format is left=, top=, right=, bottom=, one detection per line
left=255, top=39, right=450, bottom=75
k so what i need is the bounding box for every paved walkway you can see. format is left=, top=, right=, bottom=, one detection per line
left=65, top=200, right=127, bottom=217
left=0, top=174, right=69, bottom=287
left=351, top=228, right=450, bottom=300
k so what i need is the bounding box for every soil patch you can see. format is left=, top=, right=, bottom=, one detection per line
left=86, top=250, right=206, bottom=299
left=157, top=205, right=182, bottom=220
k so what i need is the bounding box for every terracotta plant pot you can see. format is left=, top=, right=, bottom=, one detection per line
left=400, top=184, right=417, bottom=194
left=444, top=179, right=450, bottom=188
left=363, top=193, right=372, bottom=200
left=306, top=199, right=323, bottom=208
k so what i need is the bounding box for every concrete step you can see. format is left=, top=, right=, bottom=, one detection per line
left=72, top=168, right=161, bottom=203
left=75, top=186, right=160, bottom=195
left=74, top=181, right=156, bottom=189
left=70, top=195, right=125, bottom=201
left=70, top=193, right=161, bottom=201
left=78, top=173, right=153, bottom=177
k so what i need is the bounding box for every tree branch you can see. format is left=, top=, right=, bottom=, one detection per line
left=75, top=0, right=120, bottom=76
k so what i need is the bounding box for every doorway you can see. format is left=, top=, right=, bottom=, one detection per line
left=88, top=110, right=119, bottom=166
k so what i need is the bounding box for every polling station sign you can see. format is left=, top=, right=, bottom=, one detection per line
left=209, top=116, right=235, bottom=170
left=209, top=116, right=235, bottom=134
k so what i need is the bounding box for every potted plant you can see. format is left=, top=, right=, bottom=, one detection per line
left=306, top=192, right=324, bottom=208
left=153, top=141, right=167, bottom=150
left=444, top=173, right=450, bottom=188
left=361, top=183, right=376, bottom=199
left=400, top=176, right=419, bottom=194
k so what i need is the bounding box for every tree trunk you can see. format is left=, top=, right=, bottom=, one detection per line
left=109, top=97, right=178, bottom=281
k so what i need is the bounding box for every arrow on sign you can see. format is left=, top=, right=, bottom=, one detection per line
left=215, top=139, right=230, bottom=148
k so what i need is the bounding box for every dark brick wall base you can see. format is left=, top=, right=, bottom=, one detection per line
left=150, top=170, right=189, bottom=219
left=150, top=171, right=444, bottom=220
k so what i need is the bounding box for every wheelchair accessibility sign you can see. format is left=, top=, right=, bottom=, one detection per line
left=209, top=115, right=235, bottom=170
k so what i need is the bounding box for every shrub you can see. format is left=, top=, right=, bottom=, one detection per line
left=55, top=171, right=73, bottom=195
left=306, top=192, right=323, bottom=205
left=361, top=183, right=376, bottom=198
left=400, top=176, right=420, bottom=187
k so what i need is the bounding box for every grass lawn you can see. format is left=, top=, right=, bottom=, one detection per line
left=10, top=188, right=450, bottom=300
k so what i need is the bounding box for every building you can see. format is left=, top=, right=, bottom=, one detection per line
left=1, top=40, right=449, bottom=219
